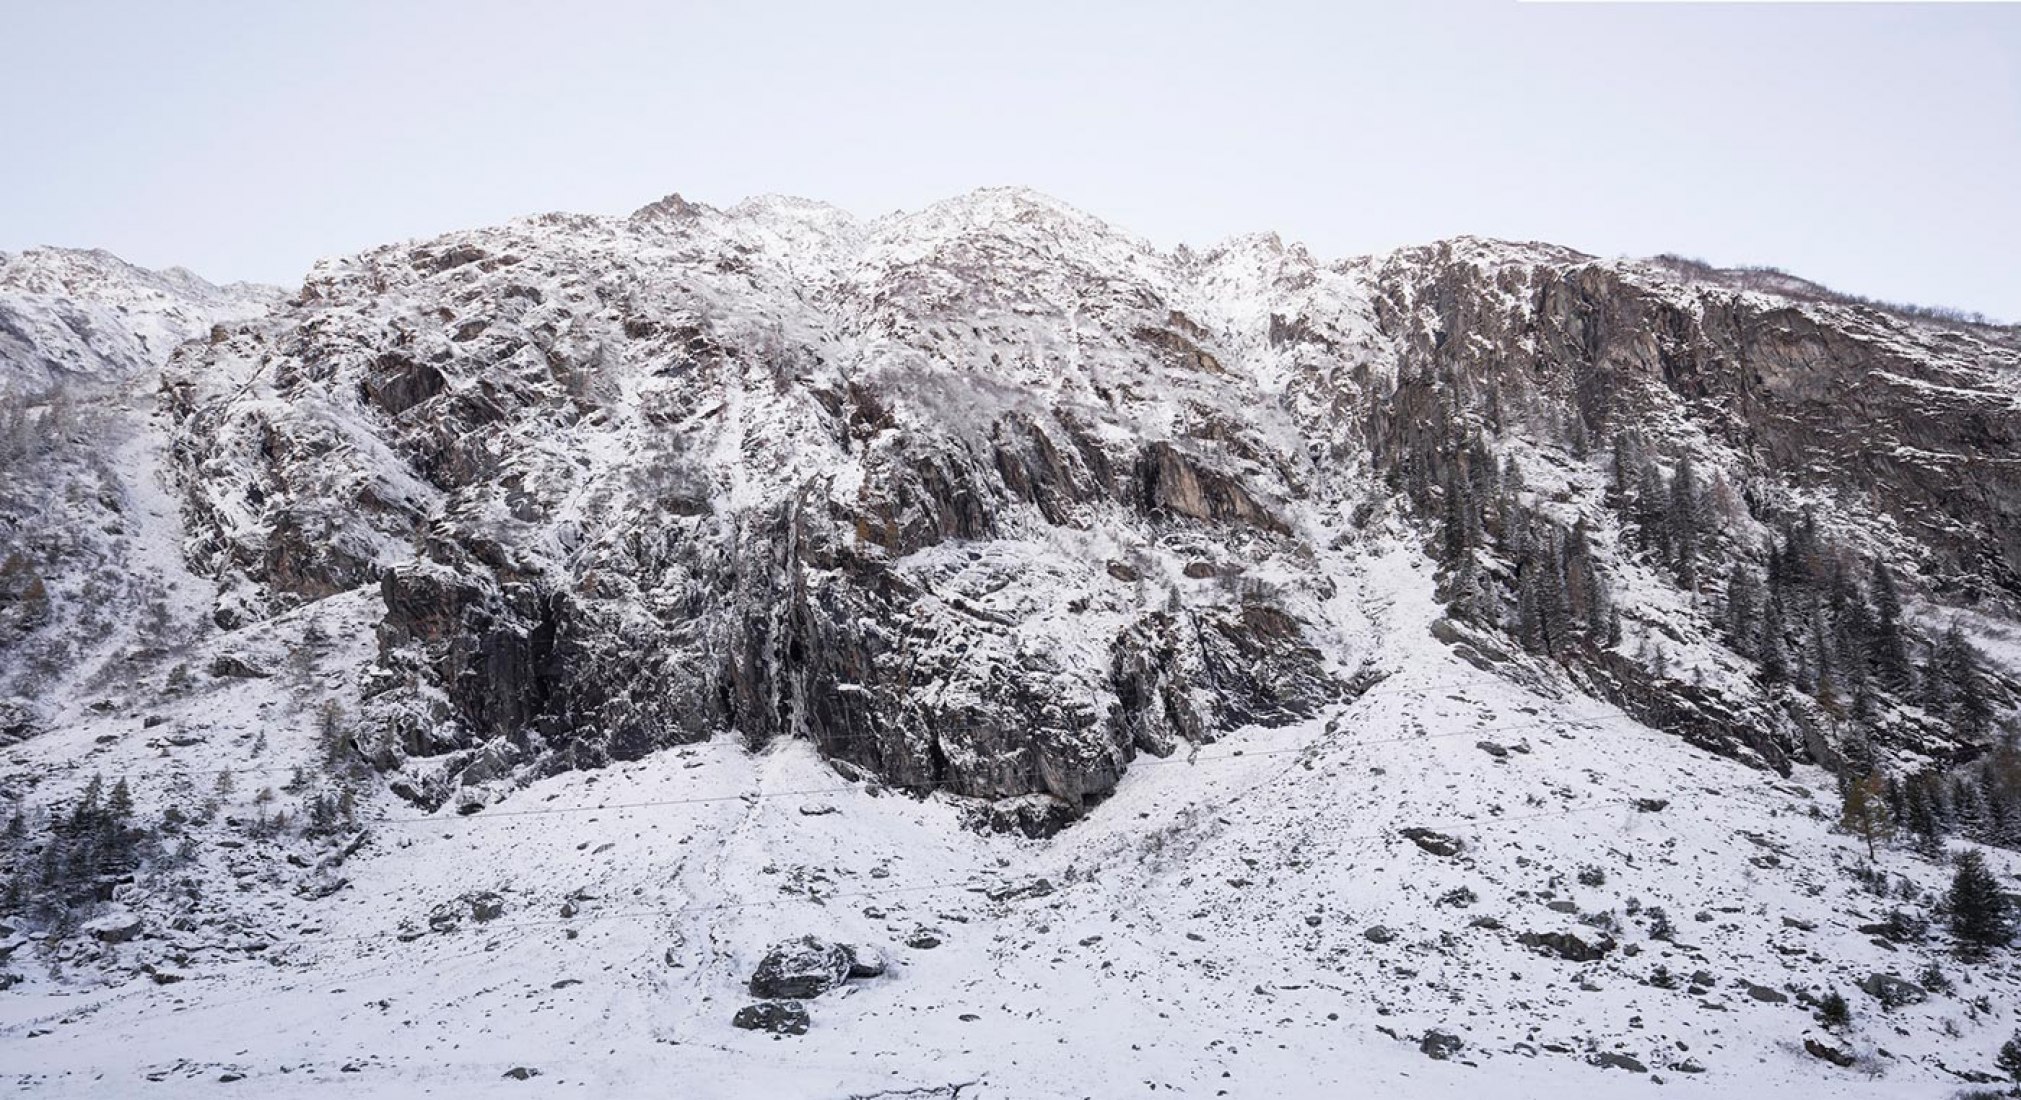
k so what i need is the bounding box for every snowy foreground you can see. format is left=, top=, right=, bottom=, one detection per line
left=5, top=549, right=2013, bottom=1099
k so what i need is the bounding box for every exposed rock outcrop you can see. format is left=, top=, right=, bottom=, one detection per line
left=154, top=191, right=2019, bottom=814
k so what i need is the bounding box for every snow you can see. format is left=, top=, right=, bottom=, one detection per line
left=3, top=533, right=2015, bottom=1097
left=3, top=194, right=2019, bottom=1097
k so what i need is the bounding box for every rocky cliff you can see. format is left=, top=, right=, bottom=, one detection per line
left=159, top=190, right=2020, bottom=819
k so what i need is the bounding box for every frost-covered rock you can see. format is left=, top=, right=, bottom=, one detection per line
left=732, top=1001, right=810, bottom=1036
left=84, top=912, right=143, bottom=944
left=1516, top=930, right=1616, bottom=963
left=149, top=189, right=2020, bottom=815
left=749, top=936, right=853, bottom=999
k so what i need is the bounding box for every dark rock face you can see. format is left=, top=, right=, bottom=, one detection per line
left=167, top=197, right=1346, bottom=812
left=749, top=937, right=854, bottom=1000
left=1370, top=246, right=2021, bottom=601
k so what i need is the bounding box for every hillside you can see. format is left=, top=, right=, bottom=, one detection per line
left=2, top=192, right=2019, bottom=1098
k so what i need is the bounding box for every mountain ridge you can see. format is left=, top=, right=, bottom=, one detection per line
left=2, top=190, right=2019, bottom=1097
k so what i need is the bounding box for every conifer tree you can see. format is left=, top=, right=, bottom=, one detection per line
left=1871, top=563, right=1911, bottom=693
left=1668, top=454, right=1703, bottom=588
left=1996, top=1032, right=2021, bottom=1093
left=1905, top=777, right=1945, bottom=858
left=1724, top=564, right=1761, bottom=657
left=1946, top=849, right=2012, bottom=956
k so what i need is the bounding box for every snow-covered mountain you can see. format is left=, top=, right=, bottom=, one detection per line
left=0, top=248, right=278, bottom=394
left=3, top=191, right=2020, bottom=1098
left=0, top=251, right=283, bottom=737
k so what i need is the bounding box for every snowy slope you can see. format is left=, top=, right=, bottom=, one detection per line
left=4, top=534, right=2016, bottom=1098
left=0, top=248, right=278, bottom=394
left=3, top=194, right=2020, bottom=1098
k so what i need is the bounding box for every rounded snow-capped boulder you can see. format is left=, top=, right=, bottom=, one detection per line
left=845, top=943, right=888, bottom=979
left=750, top=936, right=854, bottom=999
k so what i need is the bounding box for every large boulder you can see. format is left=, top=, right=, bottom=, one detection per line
left=84, top=912, right=144, bottom=944
left=750, top=936, right=854, bottom=999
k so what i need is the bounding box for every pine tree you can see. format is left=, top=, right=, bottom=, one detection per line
left=1516, top=563, right=1545, bottom=656
left=1636, top=462, right=1669, bottom=560
left=1818, top=989, right=1852, bottom=1031
left=1567, top=520, right=1609, bottom=640
left=1945, top=849, right=2012, bottom=956
left=1905, top=776, right=1945, bottom=859
left=1870, top=563, right=1911, bottom=694
left=107, top=778, right=133, bottom=822
left=1996, top=1031, right=2021, bottom=1091
left=1440, top=469, right=1473, bottom=561
left=317, top=700, right=350, bottom=766
left=1668, top=454, right=1703, bottom=589
left=1724, top=564, right=1761, bottom=658
left=1936, top=622, right=1993, bottom=739
left=1608, top=433, right=1635, bottom=511
left=1539, top=530, right=1573, bottom=657
left=1758, top=596, right=1790, bottom=685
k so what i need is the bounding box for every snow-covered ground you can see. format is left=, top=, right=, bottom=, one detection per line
left=4, top=541, right=2013, bottom=1099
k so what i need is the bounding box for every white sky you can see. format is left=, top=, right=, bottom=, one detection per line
left=4, top=0, right=2016, bottom=318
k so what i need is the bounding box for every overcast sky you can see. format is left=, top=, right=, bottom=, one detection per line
left=4, top=0, right=2016, bottom=318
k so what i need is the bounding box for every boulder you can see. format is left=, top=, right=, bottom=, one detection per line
left=1419, top=1030, right=1464, bottom=1061
left=750, top=936, right=853, bottom=999
left=1857, top=972, right=1926, bottom=1009
left=427, top=891, right=506, bottom=933
left=207, top=654, right=270, bottom=679
left=1741, top=981, right=1788, bottom=1004
left=844, top=944, right=887, bottom=979
left=1804, top=1038, right=1856, bottom=1068
left=85, top=912, right=144, bottom=944
left=733, top=1001, right=811, bottom=1036
left=1399, top=828, right=1463, bottom=857
left=1517, top=930, right=1615, bottom=963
